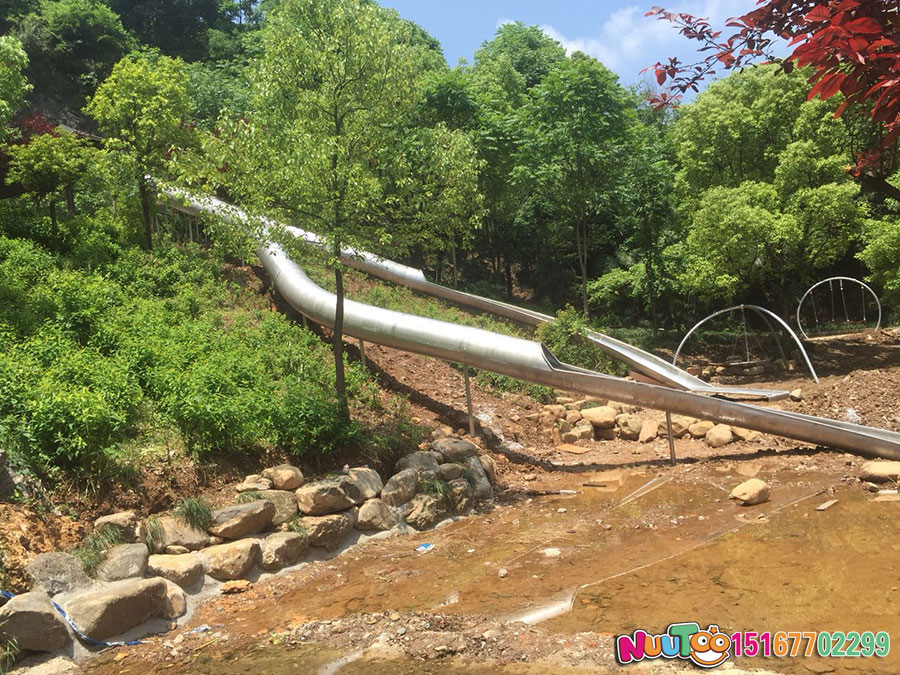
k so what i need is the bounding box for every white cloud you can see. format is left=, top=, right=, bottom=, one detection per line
left=496, top=17, right=515, bottom=29
left=539, top=1, right=752, bottom=83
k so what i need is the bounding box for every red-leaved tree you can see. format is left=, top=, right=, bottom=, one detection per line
left=646, top=1, right=900, bottom=195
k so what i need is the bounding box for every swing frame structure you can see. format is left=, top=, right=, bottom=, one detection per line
left=673, top=304, right=819, bottom=383
left=796, top=277, right=882, bottom=341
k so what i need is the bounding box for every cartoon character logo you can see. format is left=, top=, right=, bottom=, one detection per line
left=688, top=625, right=732, bottom=668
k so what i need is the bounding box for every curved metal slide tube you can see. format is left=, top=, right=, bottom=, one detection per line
left=162, top=189, right=900, bottom=460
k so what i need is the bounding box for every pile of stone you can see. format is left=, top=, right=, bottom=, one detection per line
left=534, top=397, right=764, bottom=449
left=7, top=438, right=496, bottom=658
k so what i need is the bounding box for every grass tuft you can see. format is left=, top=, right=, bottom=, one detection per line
left=144, top=515, right=164, bottom=553
left=235, top=490, right=262, bottom=504
left=71, top=524, right=124, bottom=576
left=174, top=497, right=213, bottom=531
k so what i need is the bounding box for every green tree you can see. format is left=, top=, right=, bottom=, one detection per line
left=7, top=130, right=94, bottom=241
left=514, top=53, right=631, bottom=317
left=0, top=36, right=31, bottom=132
left=213, top=0, right=458, bottom=420
left=85, top=53, right=190, bottom=250
left=103, top=0, right=224, bottom=61
left=671, top=65, right=866, bottom=313
left=16, top=0, right=132, bottom=116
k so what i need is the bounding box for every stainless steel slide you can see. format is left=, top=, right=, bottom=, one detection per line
left=277, top=223, right=785, bottom=400
left=162, top=190, right=900, bottom=460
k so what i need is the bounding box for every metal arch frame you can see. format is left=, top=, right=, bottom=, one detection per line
left=674, top=304, right=819, bottom=383
left=796, top=276, right=882, bottom=341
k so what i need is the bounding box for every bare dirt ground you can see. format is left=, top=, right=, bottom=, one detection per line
left=65, top=329, right=900, bottom=675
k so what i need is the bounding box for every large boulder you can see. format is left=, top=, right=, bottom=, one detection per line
left=617, top=414, right=644, bottom=441
left=262, top=464, right=304, bottom=491
left=438, top=463, right=463, bottom=481
left=207, top=501, right=275, bottom=539
left=396, top=452, right=441, bottom=475
left=260, top=532, right=308, bottom=570
left=463, top=455, right=493, bottom=500
left=381, top=468, right=418, bottom=508
left=448, top=478, right=473, bottom=514
left=258, top=490, right=299, bottom=526
left=732, top=426, right=762, bottom=442
left=431, top=438, right=479, bottom=463
left=355, top=498, right=396, bottom=531
left=200, top=540, right=260, bottom=581
left=93, top=511, right=140, bottom=543
left=25, top=553, right=91, bottom=597
left=580, top=406, right=618, bottom=429
left=688, top=420, right=714, bottom=439
left=146, top=554, right=203, bottom=589
left=152, top=516, right=210, bottom=553
left=730, top=479, right=770, bottom=506
left=706, top=424, right=734, bottom=448
left=404, top=494, right=452, bottom=530
left=342, top=468, right=383, bottom=502
left=304, top=511, right=355, bottom=551
left=0, top=592, right=70, bottom=652
left=657, top=416, right=694, bottom=439
left=160, top=580, right=187, bottom=620
left=63, top=578, right=167, bottom=641
left=860, top=460, right=900, bottom=483
left=638, top=419, right=658, bottom=443
left=478, top=455, right=497, bottom=484
left=235, top=474, right=272, bottom=493
left=295, top=479, right=356, bottom=516
left=96, top=544, right=149, bottom=582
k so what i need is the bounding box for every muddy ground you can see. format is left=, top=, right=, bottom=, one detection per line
left=41, top=330, right=897, bottom=675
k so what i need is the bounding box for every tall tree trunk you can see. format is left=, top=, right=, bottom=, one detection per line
left=49, top=199, right=58, bottom=244
left=451, top=244, right=458, bottom=289
left=332, top=241, right=349, bottom=423
left=65, top=186, right=76, bottom=215
left=505, top=259, right=513, bottom=300
left=576, top=218, right=589, bottom=319
left=138, top=177, right=154, bottom=251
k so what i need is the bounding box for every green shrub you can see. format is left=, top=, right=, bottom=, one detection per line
left=536, top=306, right=626, bottom=376
left=173, top=497, right=213, bottom=531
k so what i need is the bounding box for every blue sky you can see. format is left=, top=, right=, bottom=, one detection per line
left=380, top=0, right=754, bottom=89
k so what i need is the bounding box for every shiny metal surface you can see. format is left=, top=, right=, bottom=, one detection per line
left=797, top=276, right=882, bottom=340
left=161, top=188, right=900, bottom=460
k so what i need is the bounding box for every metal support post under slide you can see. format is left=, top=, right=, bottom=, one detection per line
left=665, top=412, right=677, bottom=466
left=464, top=366, right=475, bottom=437
left=359, top=339, right=366, bottom=369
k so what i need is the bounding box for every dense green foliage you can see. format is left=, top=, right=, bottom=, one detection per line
left=1, top=0, right=900, bottom=484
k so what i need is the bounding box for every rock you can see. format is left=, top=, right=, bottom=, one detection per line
left=235, top=474, right=272, bottom=493
left=94, top=511, right=139, bottom=543
left=0, top=591, right=70, bottom=652
left=221, top=580, right=251, bottom=594
left=438, top=463, right=463, bottom=481
left=706, top=424, right=734, bottom=448
left=257, top=489, right=299, bottom=526
left=688, top=420, right=715, bottom=439
left=165, top=545, right=189, bottom=555
left=555, top=396, right=574, bottom=405
left=580, top=406, right=618, bottom=429
left=448, top=478, right=473, bottom=513
left=558, top=419, right=572, bottom=434
left=617, top=414, right=644, bottom=441
left=356, top=498, right=396, bottom=531
left=638, top=419, right=658, bottom=443
left=96, top=544, right=149, bottom=582
left=304, top=512, right=355, bottom=551
left=381, top=468, right=419, bottom=508
left=208, top=501, right=275, bottom=539
left=431, top=437, right=479, bottom=462
left=730, top=478, right=770, bottom=505
left=542, top=404, right=567, bottom=420
left=571, top=424, right=594, bottom=441
left=146, top=554, right=203, bottom=589
left=295, top=479, right=357, bottom=516
left=860, top=460, right=900, bottom=483
left=25, top=553, right=91, bottom=597
left=565, top=410, right=583, bottom=425
left=343, top=467, right=383, bottom=501
left=595, top=427, right=617, bottom=441
left=657, top=415, right=694, bottom=439
left=160, top=580, right=187, bottom=620
left=396, top=451, right=441, bottom=475
left=404, top=494, right=452, bottom=530
left=498, top=568, right=508, bottom=579
left=463, top=455, right=493, bottom=500
left=790, top=388, right=803, bottom=402
left=261, top=464, right=304, bottom=491
left=732, top=426, right=761, bottom=442
left=478, top=455, right=497, bottom=483
left=63, top=578, right=167, bottom=641
left=260, top=532, right=308, bottom=570
left=200, top=540, right=260, bottom=580
left=153, top=516, right=210, bottom=553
